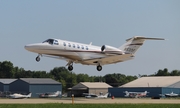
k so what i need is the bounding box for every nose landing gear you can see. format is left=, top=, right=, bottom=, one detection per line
left=35, top=54, right=41, bottom=62
left=36, top=56, right=40, bottom=62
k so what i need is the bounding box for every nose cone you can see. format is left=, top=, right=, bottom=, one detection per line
left=25, top=43, right=47, bottom=53
left=24, top=44, right=39, bottom=52
left=24, top=44, right=33, bottom=52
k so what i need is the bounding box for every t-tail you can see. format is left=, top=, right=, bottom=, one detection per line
left=26, top=93, right=32, bottom=98
left=119, top=36, right=165, bottom=54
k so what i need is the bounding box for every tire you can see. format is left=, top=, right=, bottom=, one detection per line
left=97, top=65, right=102, bottom=71
left=36, top=56, right=40, bottom=62
left=68, top=65, right=73, bottom=71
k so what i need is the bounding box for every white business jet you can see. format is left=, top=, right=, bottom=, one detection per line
left=24, top=36, right=164, bottom=71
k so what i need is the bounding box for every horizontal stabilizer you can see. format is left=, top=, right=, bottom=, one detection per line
left=126, top=36, right=165, bottom=41
left=120, top=36, right=165, bottom=54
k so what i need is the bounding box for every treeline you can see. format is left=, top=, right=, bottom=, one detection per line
left=0, top=61, right=180, bottom=92
left=0, top=61, right=137, bottom=92
left=139, top=68, right=180, bottom=77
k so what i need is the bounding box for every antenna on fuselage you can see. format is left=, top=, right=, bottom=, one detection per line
left=89, top=42, right=92, bottom=45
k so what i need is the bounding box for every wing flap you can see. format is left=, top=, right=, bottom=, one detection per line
left=42, top=54, right=69, bottom=61
left=81, top=54, right=134, bottom=65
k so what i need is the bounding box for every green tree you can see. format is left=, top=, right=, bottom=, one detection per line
left=0, top=61, right=14, bottom=78
left=76, top=73, right=90, bottom=82
left=49, top=66, right=77, bottom=92
left=104, top=74, right=119, bottom=87
left=170, top=70, right=180, bottom=76
left=155, top=68, right=170, bottom=76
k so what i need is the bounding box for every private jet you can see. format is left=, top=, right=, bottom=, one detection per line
left=24, top=36, right=164, bottom=71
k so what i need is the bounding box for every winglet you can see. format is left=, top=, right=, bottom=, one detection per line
left=89, top=42, right=92, bottom=45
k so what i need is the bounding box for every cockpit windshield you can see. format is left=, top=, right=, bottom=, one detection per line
left=42, top=39, right=59, bottom=45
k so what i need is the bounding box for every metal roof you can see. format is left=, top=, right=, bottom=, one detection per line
left=72, top=82, right=112, bottom=89
left=120, top=76, right=180, bottom=88
left=0, top=79, right=17, bottom=84
left=20, top=78, right=61, bottom=84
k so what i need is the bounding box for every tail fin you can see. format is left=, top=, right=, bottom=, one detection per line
left=119, top=36, right=164, bottom=54
left=124, top=91, right=129, bottom=95
left=144, top=91, right=148, bottom=94
left=54, top=91, right=61, bottom=96
left=104, top=93, right=109, bottom=97
left=124, top=91, right=129, bottom=97
left=26, top=93, right=32, bottom=98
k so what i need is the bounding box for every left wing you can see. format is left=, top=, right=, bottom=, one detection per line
left=43, top=54, right=68, bottom=61
left=79, top=54, right=134, bottom=65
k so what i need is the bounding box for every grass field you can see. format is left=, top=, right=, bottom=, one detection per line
left=0, top=104, right=180, bottom=108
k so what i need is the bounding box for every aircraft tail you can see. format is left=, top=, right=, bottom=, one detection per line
left=119, top=36, right=164, bottom=54
left=104, top=93, right=109, bottom=97
left=26, top=93, right=32, bottom=98
left=54, top=91, right=61, bottom=96
left=124, top=91, right=129, bottom=97
left=144, top=91, right=148, bottom=95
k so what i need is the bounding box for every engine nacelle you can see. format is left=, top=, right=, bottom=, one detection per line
left=101, top=45, right=123, bottom=54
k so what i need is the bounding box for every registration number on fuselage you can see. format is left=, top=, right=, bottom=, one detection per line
left=124, top=48, right=136, bottom=52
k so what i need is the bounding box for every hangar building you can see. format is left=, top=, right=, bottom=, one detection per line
left=109, top=76, right=180, bottom=97
left=10, top=78, right=62, bottom=98
left=70, top=82, right=112, bottom=97
left=0, top=79, right=17, bottom=92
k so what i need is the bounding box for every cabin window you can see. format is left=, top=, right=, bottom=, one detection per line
left=73, top=44, right=75, bottom=48
left=86, top=46, right=88, bottom=50
left=77, top=45, right=80, bottom=49
left=81, top=45, right=84, bottom=49
left=68, top=43, right=71, bottom=47
left=63, top=42, right=66, bottom=46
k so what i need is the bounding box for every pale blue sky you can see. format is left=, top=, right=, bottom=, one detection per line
left=0, top=0, right=179, bottom=76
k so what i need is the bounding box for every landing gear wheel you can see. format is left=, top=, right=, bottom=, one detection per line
left=68, top=65, right=73, bottom=71
left=97, top=65, right=102, bottom=71
left=36, top=56, right=40, bottom=62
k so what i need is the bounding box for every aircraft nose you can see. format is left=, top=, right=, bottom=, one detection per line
left=24, top=44, right=38, bottom=52
left=24, top=44, right=32, bottom=51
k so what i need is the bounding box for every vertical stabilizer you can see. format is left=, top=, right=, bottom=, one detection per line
left=119, top=36, right=164, bottom=54
left=26, top=93, right=32, bottom=98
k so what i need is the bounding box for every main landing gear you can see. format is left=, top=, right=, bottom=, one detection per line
left=67, top=65, right=102, bottom=71
left=67, top=61, right=102, bottom=71
left=68, top=65, right=73, bottom=71
left=97, top=65, right=102, bottom=71
left=67, top=61, right=74, bottom=71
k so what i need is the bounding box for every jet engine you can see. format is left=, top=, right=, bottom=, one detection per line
left=101, top=45, right=123, bottom=54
